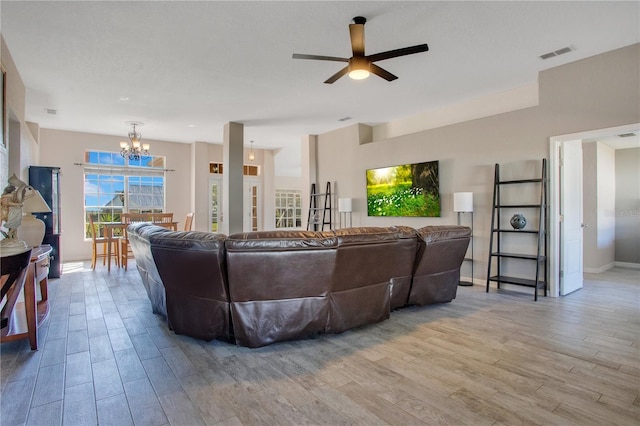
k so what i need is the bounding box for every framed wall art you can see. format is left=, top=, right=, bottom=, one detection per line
left=366, top=160, right=441, bottom=217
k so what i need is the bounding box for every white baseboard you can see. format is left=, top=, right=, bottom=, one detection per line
left=614, top=261, right=640, bottom=269
left=584, top=263, right=615, bottom=274
left=459, top=277, right=483, bottom=286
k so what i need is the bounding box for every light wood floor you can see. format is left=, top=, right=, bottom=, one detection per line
left=1, top=262, right=638, bottom=425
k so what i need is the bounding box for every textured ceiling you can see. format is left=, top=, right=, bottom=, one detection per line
left=2, top=1, right=639, bottom=175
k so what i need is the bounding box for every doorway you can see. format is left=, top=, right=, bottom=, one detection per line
left=244, top=178, right=261, bottom=232
left=549, top=123, right=640, bottom=297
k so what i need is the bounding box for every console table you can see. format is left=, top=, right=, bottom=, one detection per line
left=0, top=245, right=51, bottom=350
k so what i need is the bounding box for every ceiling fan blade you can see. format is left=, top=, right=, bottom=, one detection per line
left=370, top=64, right=398, bottom=82
left=324, top=66, right=349, bottom=84
left=367, top=44, right=429, bottom=63
left=349, top=23, right=365, bottom=56
left=292, top=53, right=349, bottom=62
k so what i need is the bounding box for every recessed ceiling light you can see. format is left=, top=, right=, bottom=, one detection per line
left=119, top=97, right=130, bottom=102
left=188, top=124, right=196, bottom=128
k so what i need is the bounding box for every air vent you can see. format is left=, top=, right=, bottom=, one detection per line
left=618, top=132, right=637, bottom=138
left=45, top=108, right=57, bottom=115
left=539, top=46, right=574, bottom=60
left=338, top=116, right=352, bottom=122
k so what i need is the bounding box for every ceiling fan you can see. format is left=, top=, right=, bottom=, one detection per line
left=292, top=16, right=429, bottom=84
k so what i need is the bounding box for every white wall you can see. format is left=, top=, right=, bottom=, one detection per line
left=615, top=147, right=640, bottom=265
left=583, top=142, right=598, bottom=270
left=596, top=143, right=616, bottom=269
left=1, top=36, right=39, bottom=184
left=315, top=44, right=640, bottom=287
left=583, top=142, right=616, bottom=272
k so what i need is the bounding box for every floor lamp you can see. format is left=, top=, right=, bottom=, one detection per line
left=453, top=192, right=474, bottom=286
left=338, top=198, right=352, bottom=228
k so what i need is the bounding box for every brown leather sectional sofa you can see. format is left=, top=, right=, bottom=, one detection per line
left=128, top=223, right=470, bottom=348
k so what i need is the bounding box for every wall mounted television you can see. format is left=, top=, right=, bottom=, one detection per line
left=366, top=160, right=440, bottom=217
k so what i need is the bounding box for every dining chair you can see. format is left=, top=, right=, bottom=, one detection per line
left=184, top=212, right=194, bottom=231
left=120, top=213, right=151, bottom=271
left=88, top=216, right=119, bottom=270
left=152, top=213, right=174, bottom=224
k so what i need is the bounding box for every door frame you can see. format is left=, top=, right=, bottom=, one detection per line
left=243, top=177, right=262, bottom=232
left=548, top=122, right=639, bottom=297
left=208, top=176, right=223, bottom=232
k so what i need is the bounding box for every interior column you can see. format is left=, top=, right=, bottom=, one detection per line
left=223, top=122, right=244, bottom=235
left=301, top=134, right=318, bottom=230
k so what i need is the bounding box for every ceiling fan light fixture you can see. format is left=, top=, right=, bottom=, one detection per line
left=349, top=69, right=370, bottom=80
left=348, top=57, right=370, bottom=80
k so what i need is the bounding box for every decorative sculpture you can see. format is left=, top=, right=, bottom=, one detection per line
left=1, top=174, right=34, bottom=254
left=510, top=213, right=527, bottom=230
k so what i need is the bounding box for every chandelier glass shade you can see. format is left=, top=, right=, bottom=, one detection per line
left=120, top=122, right=150, bottom=160
left=248, top=140, right=255, bottom=162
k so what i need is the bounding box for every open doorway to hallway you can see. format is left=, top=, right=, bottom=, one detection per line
left=549, top=123, right=640, bottom=297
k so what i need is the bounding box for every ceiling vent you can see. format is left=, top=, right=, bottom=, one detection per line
left=45, top=108, right=57, bottom=115
left=618, top=132, right=637, bottom=138
left=338, top=116, right=352, bottom=122
left=539, top=46, right=574, bottom=60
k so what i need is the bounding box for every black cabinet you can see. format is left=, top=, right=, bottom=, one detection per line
left=29, top=166, right=62, bottom=278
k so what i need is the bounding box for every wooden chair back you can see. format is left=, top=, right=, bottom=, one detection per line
left=152, top=213, right=173, bottom=223
left=88, top=215, right=101, bottom=241
left=184, top=213, right=194, bottom=231
left=122, top=213, right=153, bottom=224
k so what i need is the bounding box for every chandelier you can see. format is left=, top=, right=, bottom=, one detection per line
left=120, top=122, right=150, bottom=160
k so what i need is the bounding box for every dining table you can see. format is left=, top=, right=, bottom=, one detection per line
left=103, top=221, right=178, bottom=271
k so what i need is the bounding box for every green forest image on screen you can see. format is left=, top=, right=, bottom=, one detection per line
left=366, top=161, right=440, bottom=217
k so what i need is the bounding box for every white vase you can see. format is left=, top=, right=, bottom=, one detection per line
left=16, top=214, right=46, bottom=248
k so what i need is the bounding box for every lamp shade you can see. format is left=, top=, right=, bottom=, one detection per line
left=22, top=190, right=52, bottom=214
left=338, top=198, right=353, bottom=213
left=453, top=192, right=473, bottom=213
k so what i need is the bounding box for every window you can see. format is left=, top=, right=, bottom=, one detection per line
left=275, top=189, right=302, bottom=229
left=84, top=150, right=166, bottom=238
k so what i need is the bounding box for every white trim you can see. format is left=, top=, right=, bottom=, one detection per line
left=614, top=261, right=640, bottom=269
left=584, top=263, right=615, bottom=274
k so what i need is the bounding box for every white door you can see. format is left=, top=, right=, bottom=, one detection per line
left=560, top=140, right=584, bottom=295
left=243, top=179, right=260, bottom=232
left=209, top=177, right=222, bottom=232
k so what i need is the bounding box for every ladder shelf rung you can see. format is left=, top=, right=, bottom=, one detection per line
left=496, top=204, right=543, bottom=209
left=498, top=178, right=543, bottom=184
left=489, top=275, right=546, bottom=288
left=492, top=229, right=540, bottom=234
left=491, top=252, right=546, bottom=261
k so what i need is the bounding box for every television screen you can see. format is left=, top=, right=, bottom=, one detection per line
left=366, top=160, right=440, bottom=217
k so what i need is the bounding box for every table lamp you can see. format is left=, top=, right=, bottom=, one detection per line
left=17, top=189, right=52, bottom=248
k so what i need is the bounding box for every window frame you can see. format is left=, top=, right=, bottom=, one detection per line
left=83, top=150, right=167, bottom=239
left=275, top=189, right=302, bottom=229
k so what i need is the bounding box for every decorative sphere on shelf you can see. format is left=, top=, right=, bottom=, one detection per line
left=510, top=214, right=527, bottom=230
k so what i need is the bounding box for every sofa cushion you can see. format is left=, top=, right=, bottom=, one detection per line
left=409, top=225, right=471, bottom=306
left=146, top=226, right=232, bottom=342
left=225, top=230, right=338, bottom=347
